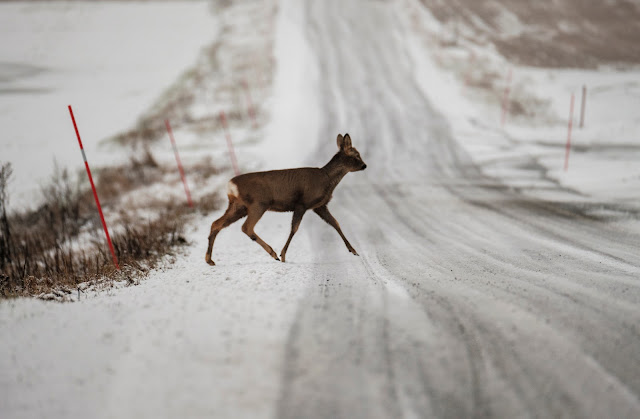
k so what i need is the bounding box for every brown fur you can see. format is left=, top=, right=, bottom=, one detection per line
left=205, top=133, right=366, bottom=265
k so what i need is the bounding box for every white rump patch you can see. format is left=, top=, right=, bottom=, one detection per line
left=227, top=180, right=239, bottom=198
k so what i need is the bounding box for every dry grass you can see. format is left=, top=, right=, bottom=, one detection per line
left=0, top=153, right=221, bottom=300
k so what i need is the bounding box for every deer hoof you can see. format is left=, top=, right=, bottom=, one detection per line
left=205, top=257, right=216, bottom=266
left=280, top=254, right=286, bottom=263
left=350, top=248, right=359, bottom=256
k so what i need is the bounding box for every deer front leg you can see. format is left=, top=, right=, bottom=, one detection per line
left=313, top=205, right=358, bottom=256
left=280, top=206, right=306, bottom=263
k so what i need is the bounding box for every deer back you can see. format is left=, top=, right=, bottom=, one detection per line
left=229, top=168, right=332, bottom=212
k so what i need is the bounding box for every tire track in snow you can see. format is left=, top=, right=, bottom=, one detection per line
left=275, top=248, right=412, bottom=418
left=363, top=253, right=489, bottom=418
left=367, top=180, right=640, bottom=405
left=372, top=246, right=640, bottom=418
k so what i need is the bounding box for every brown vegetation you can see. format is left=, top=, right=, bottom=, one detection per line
left=0, top=153, right=220, bottom=299
left=421, top=0, right=640, bottom=68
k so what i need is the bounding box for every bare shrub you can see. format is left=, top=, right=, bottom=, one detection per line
left=0, top=150, right=220, bottom=299
left=39, top=163, right=83, bottom=239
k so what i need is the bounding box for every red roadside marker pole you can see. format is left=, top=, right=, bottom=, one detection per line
left=219, top=111, right=240, bottom=176
left=564, top=93, right=575, bottom=171
left=165, top=119, right=193, bottom=207
left=501, top=68, right=512, bottom=127
left=68, top=105, right=120, bottom=270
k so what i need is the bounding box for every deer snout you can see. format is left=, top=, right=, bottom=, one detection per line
left=361, top=164, right=367, bottom=170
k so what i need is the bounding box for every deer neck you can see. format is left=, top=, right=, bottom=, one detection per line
left=322, top=153, right=350, bottom=191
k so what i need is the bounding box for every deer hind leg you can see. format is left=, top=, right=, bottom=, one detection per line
left=205, top=198, right=247, bottom=266
left=313, top=205, right=358, bottom=256
left=280, top=206, right=306, bottom=263
left=242, top=205, right=280, bottom=262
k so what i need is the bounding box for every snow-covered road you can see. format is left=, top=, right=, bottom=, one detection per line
left=2, top=0, right=640, bottom=418
left=272, top=1, right=640, bottom=417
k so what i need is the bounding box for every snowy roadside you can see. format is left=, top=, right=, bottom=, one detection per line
left=0, top=218, right=311, bottom=418
left=0, top=0, right=221, bottom=298
left=0, top=0, right=218, bottom=212
left=0, top=0, right=280, bottom=299
left=404, top=0, right=640, bottom=207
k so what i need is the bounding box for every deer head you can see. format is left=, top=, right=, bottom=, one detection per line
left=336, top=133, right=367, bottom=171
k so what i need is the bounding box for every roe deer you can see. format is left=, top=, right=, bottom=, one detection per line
left=205, top=133, right=366, bottom=265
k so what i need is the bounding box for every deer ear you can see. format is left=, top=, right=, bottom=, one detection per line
left=343, top=133, right=352, bottom=149
left=337, top=134, right=344, bottom=150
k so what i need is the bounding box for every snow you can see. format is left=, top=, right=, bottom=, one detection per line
left=0, top=0, right=217, bottom=211
left=2, top=0, right=640, bottom=418
left=0, top=222, right=309, bottom=418
left=262, top=0, right=322, bottom=169
left=507, top=68, right=640, bottom=199
left=402, top=0, right=640, bottom=203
